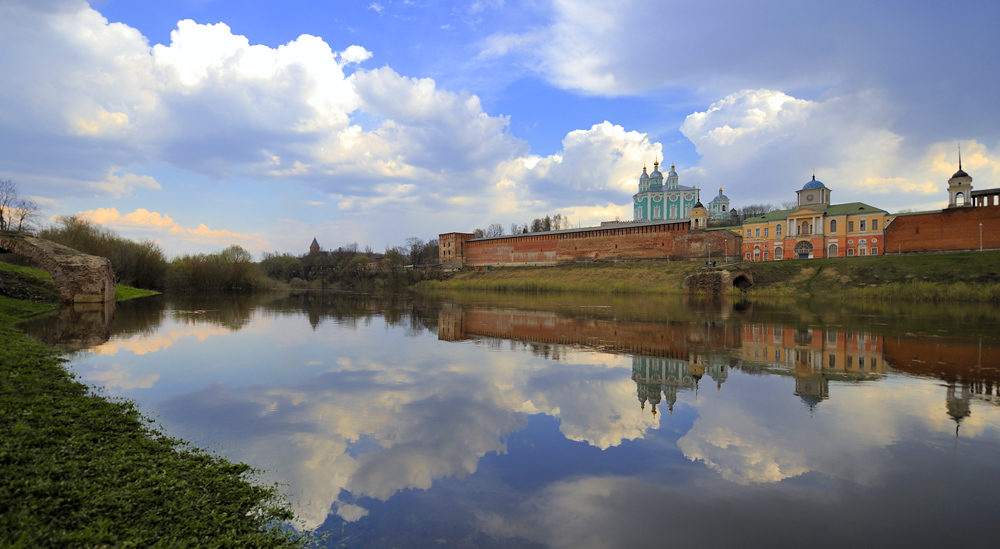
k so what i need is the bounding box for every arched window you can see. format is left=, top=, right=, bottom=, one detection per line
left=830, top=219, right=837, bottom=233
left=828, top=244, right=838, bottom=257
left=794, top=241, right=813, bottom=259
left=956, top=192, right=966, bottom=206
left=776, top=225, right=782, bottom=237
left=774, top=246, right=783, bottom=260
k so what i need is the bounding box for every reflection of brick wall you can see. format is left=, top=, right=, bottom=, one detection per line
left=884, top=336, right=1000, bottom=388
left=885, top=205, right=1000, bottom=254
left=439, top=307, right=741, bottom=357
left=456, top=222, right=741, bottom=267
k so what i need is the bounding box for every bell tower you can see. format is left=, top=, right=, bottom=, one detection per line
left=947, top=149, right=973, bottom=208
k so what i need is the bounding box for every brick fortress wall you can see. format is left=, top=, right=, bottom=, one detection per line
left=442, top=221, right=741, bottom=267
left=885, top=203, right=1000, bottom=254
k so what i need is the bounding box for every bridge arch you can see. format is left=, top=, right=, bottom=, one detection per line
left=0, top=234, right=115, bottom=303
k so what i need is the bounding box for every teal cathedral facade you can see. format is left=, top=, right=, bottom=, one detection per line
left=633, top=161, right=729, bottom=222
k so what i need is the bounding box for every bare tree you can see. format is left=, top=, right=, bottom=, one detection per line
left=0, top=179, right=38, bottom=233
left=509, top=222, right=520, bottom=235
left=485, top=223, right=505, bottom=237
left=12, top=198, right=39, bottom=232
left=734, top=203, right=776, bottom=223
left=405, top=237, right=425, bottom=266
left=0, top=179, right=16, bottom=232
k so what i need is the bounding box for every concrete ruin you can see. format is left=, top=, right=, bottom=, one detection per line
left=682, top=269, right=753, bottom=294
left=0, top=234, right=115, bottom=303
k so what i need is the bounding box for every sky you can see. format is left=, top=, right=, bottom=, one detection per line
left=2, top=0, right=999, bottom=257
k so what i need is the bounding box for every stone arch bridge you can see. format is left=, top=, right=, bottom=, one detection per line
left=0, top=234, right=115, bottom=303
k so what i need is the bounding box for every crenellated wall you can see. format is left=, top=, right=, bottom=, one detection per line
left=445, top=221, right=741, bottom=267
left=884, top=202, right=1000, bottom=254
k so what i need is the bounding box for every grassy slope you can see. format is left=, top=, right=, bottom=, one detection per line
left=0, top=265, right=307, bottom=547
left=418, top=251, right=1000, bottom=301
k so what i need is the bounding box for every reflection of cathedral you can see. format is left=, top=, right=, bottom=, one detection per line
left=741, top=324, right=887, bottom=410
left=631, top=354, right=729, bottom=415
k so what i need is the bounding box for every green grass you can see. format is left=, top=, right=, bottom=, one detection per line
left=416, top=261, right=695, bottom=294
left=115, top=284, right=161, bottom=301
left=0, top=261, right=59, bottom=302
left=0, top=269, right=311, bottom=547
left=418, top=251, right=1000, bottom=302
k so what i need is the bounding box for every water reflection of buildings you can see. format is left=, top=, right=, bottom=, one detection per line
left=632, top=354, right=729, bottom=415
left=741, top=324, right=888, bottom=409
left=439, top=304, right=1000, bottom=427
left=883, top=335, right=1000, bottom=434
left=439, top=306, right=738, bottom=415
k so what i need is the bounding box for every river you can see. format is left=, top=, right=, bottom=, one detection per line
left=22, top=291, right=1000, bottom=547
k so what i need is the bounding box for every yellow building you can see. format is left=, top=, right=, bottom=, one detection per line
left=742, top=176, right=890, bottom=261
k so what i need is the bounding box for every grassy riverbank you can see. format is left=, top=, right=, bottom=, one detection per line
left=417, top=250, right=1000, bottom=301
left=0, top=265, right=308, bottom=547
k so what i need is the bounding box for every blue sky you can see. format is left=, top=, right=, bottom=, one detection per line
left=2, top=0, right=999, bottom=257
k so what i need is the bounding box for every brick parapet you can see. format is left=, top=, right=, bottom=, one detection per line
left=444, top=222, right=742, bottom=267
left=884, top=204, right=1000, bottom=254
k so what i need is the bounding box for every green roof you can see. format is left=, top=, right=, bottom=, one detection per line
left=821, top=202, right=887, bottom=216
left=745, top=208, right=795, bottom=223
left=744, top=202, right=886, bottom=224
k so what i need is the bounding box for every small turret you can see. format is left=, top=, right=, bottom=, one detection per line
left=690, top=200, right=708, bottom=230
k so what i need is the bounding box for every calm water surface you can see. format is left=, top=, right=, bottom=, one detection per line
left=25, top=292, right=1000, bottom=547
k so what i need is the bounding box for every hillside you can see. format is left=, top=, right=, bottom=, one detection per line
left=418, top=251, right=1000, bottom=301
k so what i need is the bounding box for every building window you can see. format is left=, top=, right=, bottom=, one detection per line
left=860, top=220, right=866, bottom=231
left=847, top=356, right=853, bottom=367
left=776, top=225, right=782, bottom=237
left=763, top=251, right=769, bottom=260
left=764, top=228, right=769, bottom=237
left=746, top=229, right=752, bottom=237
left=653, top=206, right=660, bottom=218
left=872, top=219, right=879, bottom=230
left=755, top=228, right=760, bottom=237
left=774, top=246, right=783, bottom=260
left=871, top=357, right=877, bottom=369
left=745, top=252, right=751, bottom=260
left=848, top=248, right=855, bottom=257
left=828, top=244, right=838, bottom=257
left=829, top=354, right=836, bottom=368
left=830, top=219, right=837, bottom=233
left=848, top=221, right=855, bottom=232
left=871, top=247, right=878, bottom=255
left=775, top=349, right=781, bottom=361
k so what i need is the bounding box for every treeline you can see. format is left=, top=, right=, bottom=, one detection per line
left=39, top=217, right=277, bottom=293
left=40, top=216, right=168, bottom=290
left=260, top=237, right=442, bottom=291
left=473, top=213, right=572, bottom=238
left=34, top=216, right=442, bottom=294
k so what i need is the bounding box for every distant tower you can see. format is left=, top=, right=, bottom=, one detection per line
left=309, top=237, right=320, bottom=254
left=948, top=149, right=974, bottom=208
left=708, top=188, right=731, bottom=220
